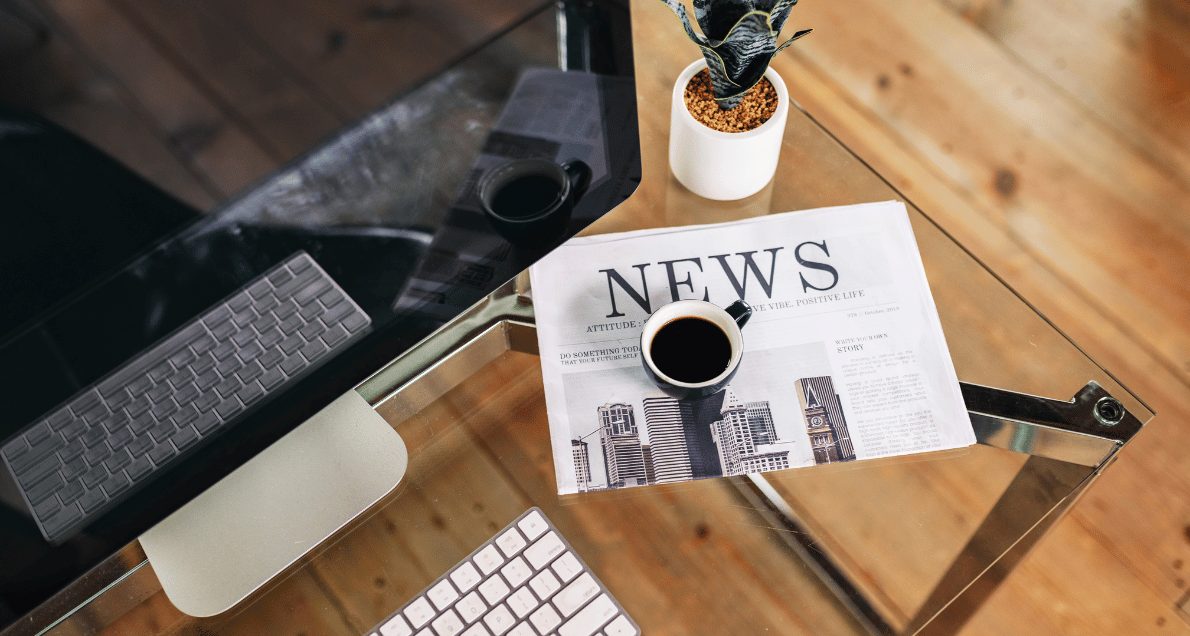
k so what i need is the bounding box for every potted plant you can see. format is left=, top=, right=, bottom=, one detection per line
left=660, top=0, right=811, bottom=200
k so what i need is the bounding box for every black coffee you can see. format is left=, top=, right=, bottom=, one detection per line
left=490, top=174, right=561, bottom=219
left=649, top=317, right=732, bottom=384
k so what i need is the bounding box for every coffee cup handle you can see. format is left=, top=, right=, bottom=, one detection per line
left=726, top=300, right=752, bottom=329
left=562, top=160, right=592, bottom=201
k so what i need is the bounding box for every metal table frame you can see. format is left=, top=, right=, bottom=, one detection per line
left=357, top=276, right=1146, bottom=636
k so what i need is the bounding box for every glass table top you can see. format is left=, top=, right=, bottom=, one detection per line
left=17, top=1, right=1152, bottom=635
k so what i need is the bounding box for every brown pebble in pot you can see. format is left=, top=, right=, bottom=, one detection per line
left=683, top=69, right=778, bottom=133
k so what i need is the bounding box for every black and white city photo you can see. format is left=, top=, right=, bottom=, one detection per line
left=563, top=343, right=854, bottom=491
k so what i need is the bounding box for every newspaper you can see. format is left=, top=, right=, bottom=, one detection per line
left=530, top=201, right=975, bottom=495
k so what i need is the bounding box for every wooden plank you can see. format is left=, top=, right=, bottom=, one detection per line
left=108, top=0, right=348, bottom=162
left=746, top=0, right=1190, bottom=620
left=626, top=0, right=1190, bottom=632
left=939, top=0, right=1190, bottom=184
left=775, top=0, right=1190, bottom=379
left=0, top=14, right=217, bottom=210
left=96, top=568, right=353, bottom=635
left=42, top=0, right=279, bottom=197
left=462, top=354, right=864, bottom=634
left=959, top=519, right=1190, bottom=635
left=199, top=0, right=543, bottom=118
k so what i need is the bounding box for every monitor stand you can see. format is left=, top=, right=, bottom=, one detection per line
left=139, top=390, right=407, bottom=617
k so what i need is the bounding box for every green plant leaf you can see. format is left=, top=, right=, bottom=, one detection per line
left=710, top=11, right=776, bottom=101
left=659, top=0, right=710, bottom=46
left=767, top=0, right=799, bottom=33
left=775, top=27, right=812, bottom=53
left=693, top=0, right=755, bottom=44
left=662, top=0, right=811, bottom=110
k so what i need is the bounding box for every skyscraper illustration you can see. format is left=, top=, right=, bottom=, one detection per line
left=641, top=445, right=657, bottom=484
left=796, top=376, right=856, bottom=464
left=597, top=403, right=648, bottom=487
left=745, top=401, right=777, bottom=445
left=571, top=439, right=592, bottom=492
left=710, top=390, right=790, bottom=476
left=678, top=392, right=726, bottom=477
left=642, top=397, right=693, bottom=483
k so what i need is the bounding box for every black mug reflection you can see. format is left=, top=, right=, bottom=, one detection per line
left=478, top=158, right=592, bottom=244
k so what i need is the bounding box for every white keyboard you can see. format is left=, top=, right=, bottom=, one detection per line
left=369, top=508, right=639, bottom=636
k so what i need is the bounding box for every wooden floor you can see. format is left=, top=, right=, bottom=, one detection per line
left=1, top=0, right=1187, bottom=633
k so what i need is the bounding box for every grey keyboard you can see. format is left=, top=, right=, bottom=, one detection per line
left=369, top=508, right=639, bottom=636
left=1, top=252, right=371, bottom=543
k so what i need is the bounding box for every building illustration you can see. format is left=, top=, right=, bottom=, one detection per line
left=745, top=401, right=777, bottom=445
left=597, top=403, right=648, bottom=488
left=571, top=439, right=592, bottom=492
left=795, top=376, right=856, bottom=464
left=708, top=389, right=791, bottom=476
left=589, top=383, right=822, bottom=488
left=642, top=397, right=692, bottom=483
left=641, top=445, right=657, bottom=484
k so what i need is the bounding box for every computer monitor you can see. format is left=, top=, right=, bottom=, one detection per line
left=0, top=1, right=638, bottom=625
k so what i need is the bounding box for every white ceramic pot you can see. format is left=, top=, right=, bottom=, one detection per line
left=669, top=60, right=789, bottom=201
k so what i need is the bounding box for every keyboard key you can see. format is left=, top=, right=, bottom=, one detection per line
left=506, top=588, right=536, bottom=619
left=603, top=615, right=639, bottom=635
left=10, top=434, right=62, bottom=473
left=300, top=339, right=329, bottom=363
left=404, top=597, right=436, bottom=629
left=60, top=458, right=87, bottom=481
left=43, top=504, right=83, bottom=538
left=460, top=624, right=491, bottom=636
left=379, top=614, right=413, bottom=636
left=478, top=576, right=510, bottom=606
left=26, top=473, right=65, bottom=505
left=558, top=594, right=618, bottom=636
left=82, top=444, right=109, bottom=467
left=78, top=488, right=106, bottom=513
left=58, top=479, right=85, bottom=505
left=517, top=510, right=548, bottom=540
left=529, top=604, right=562, bottom=634
left=344, top=312, right=369, bottom=333
left=103, top=448, right=132, bottom=472
left=126, top=455, right=154, bottom=481
left=554, top=573, right=600, bottom=617
left=173, top=426, right=200, bottom=451
left=450, top=562, right=482, bottom=592
left=100, top=472, right=131, bottom=498
left=455, top=591, right=487, bottom=624
left=267, top=267, right=293, bottom=286
left=495, top=527, right=527, bottom=558
left=483, top=606, right=516, bottom=636
left=18, top=454, right=62, bottom=489
left=474, top=545, right=504, bottom=575
left=149, top=443, right=176, bottom=466
left=500, top=557, right=532, bottom=589
left=194, top=412, right=222, bottom=435
left=427, top=579, right=460, bottom=611
left=81, top=466, right=106, bottom=488
left=523, top=531, right=565, bottom=569
left=528, top=570, right=560, bottom=600
left=367, top=509, right=637, bottom=636
left=280, top=354, right=307, bottom=375
left=236, top=381, right=265, bottom=406
left=551, top=552, right=583, bottom=583
left=431, top=609, right=465, bottom=636
left=173, top=404, right=199, bottom=427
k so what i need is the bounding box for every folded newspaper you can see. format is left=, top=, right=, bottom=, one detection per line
left=530, top=201, right=975, bottom=495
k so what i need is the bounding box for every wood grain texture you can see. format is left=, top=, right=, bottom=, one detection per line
left=2, top=0, right=1187, bottom=633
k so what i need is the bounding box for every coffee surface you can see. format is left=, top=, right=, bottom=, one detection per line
left=649, top=317, right=732, bottom=384
left=491, top=174, right=561, bottom=219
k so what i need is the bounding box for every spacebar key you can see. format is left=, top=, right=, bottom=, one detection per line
left=558, top=594, right=618, bottom=636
